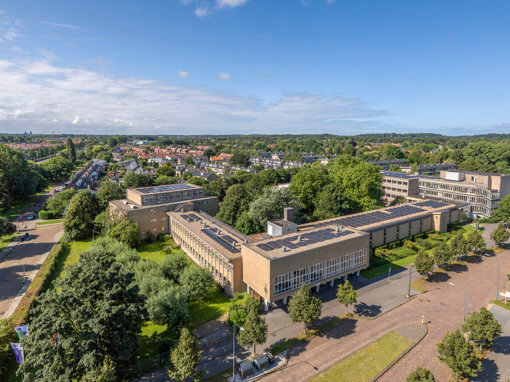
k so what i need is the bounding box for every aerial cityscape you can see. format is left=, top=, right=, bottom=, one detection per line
left=1, top=1, right=510, bottom=382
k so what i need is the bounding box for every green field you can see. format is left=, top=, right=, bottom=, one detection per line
left=310, top=331, right=413, bottom=382
left=36, top=219, right=64, bottom=226
left=48, top=239, right=93, bottom=288
left=362, top=225, right=475, bottom=280
left=0, top=192, right=46, bottom=221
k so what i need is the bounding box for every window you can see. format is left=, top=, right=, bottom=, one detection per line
left=150, top=218, right=157, bottom=223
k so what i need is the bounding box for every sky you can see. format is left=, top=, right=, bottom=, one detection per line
left=0, top=0, right=510, bottom=136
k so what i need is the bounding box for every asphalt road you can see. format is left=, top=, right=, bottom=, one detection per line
left=0, top=222, right=63, bottom=318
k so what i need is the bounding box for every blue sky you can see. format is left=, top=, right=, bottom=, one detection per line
left=0, top=0, right=509, bottom=135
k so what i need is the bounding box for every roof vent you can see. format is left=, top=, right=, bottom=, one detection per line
left=335, top=226, right=340, bottom=233
left=281, top=246, right=287, bottom=252
left=297, top=235, right=301, bottom=242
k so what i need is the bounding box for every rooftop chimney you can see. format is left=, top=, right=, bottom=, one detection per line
left=284, top=207, right=294, bottom=222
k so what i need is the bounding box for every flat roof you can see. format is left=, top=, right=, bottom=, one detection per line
left=246, top=226, right=367, bottom=259
left=382, top=171, right=420, bottom=179
left=110, top=195, right=216, bottom=212
left=168, top=211, right=245, bottom=260
left=246, top=199, right=457, bottom=259
left=131, top=183, right=201, bottom=195
left=269, top=219, right=297, bottom=227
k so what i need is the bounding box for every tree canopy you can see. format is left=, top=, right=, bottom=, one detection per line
left=19, top=238, right=145, bottom=381
left=437, top=329, right=481, bottom=380
left=288, top=284, right=322, bottom=332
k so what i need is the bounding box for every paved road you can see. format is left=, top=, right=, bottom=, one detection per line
left=473, top=304, right=510, bottom=381
left=0, top=222, right=64, bottom=318
left=261, top=251, right=510, bottom=382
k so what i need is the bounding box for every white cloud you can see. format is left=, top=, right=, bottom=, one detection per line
left=0, top=12, right=22, bottom=43
left=179, top=71, right=190, bottom=79
left=326, top=0, right=335, bottom=4
left=0, top=58, right=385, bottom=134
left=216, top=0, right=249, bottom=8
left=194, top=5, right=212, bottom=17
left=216, top=72, right=231, bottom=81
left=38, top=21, right=80, bottom=31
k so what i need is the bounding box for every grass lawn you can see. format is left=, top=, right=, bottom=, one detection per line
left=48, top=239, right=93, bottom=289
left=36, top=218, right=64, bottom=225
left=1, top=232, right=17, bottom=247
left=189, top=288, right=241, bottom=329
left=492, top=299, right=510, bottom=311
left=138, top=321, right=174, bottom=359
left=410, top=279, right=428, bottom=293
left=0, top=192, right=46, bottom=221
left=137, top=240, right=169, bottom=263
left=362, top=225, right=476, bottom=280
left=309, top=331, right=413, bottom=382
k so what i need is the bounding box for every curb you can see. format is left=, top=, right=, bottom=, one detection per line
left=371, top=324, right=429, bottom=382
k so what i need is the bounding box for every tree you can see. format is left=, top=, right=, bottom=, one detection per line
left=288, top=283, right=322, bottom=332
left=44, top=189, right=77, bottom=216
left=156, top=163, right=175, bottom=177
left=248, top=187, right=303, bottom=230
left=216, top=184, right=251, bottom=226
left=389, top=196, right=407, bottom=206
left=168, top=328, right=201, bottom=382
left=313, top=182, right=351, bottom=220
left=0, top=216, right=16, bottom=236
left=462, top=307, right=502, bottom=350
left=466, top=230, right=486, bottom=253
left=97, top=181, right=125, bottom=210
left=64, top=191, right=100, bottom=240
left=380, top=144, right=404, bottom=160
left=228, top=304, right=247, bottom=327
left=66, top=137, right=76, bottom=164
left=0, top=319, right=17, bottom=379
left=238, top=309, right=268, bottom=355
left=179, top=266, right=213, bottom=302
left=433, top=243, right=453, bottom=268
left=406, top=367, right=435, bottom=382
left=19, top=239, right=145, bottom=380
left=155, top=175, right=176, bottom=185
left=449, top=232, right=470, bottom=260
left=437, top=329, right=481, bottom=380
left=146, top=286, right=189, bottom=329
left=494, top=194, right=510, bottom=224
left=491, top=225, right=509, bottom=246
left=160, top=253, right=190, bottom=283
left=123, top=172, right=154, bottom=188
left=229, top=150, right=250, bottom=167
left=415, top=249, right=435, bottom=277
left=336, top=280, right=357, bottom=313
left=184, top=155, right=195, bottom=167
left=289, top=165, right=328, bottom=212
left=235, top=211, right=259, bottom=235
left=108, top=220, right=140, bottom=248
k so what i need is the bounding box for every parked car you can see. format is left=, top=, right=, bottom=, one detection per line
left=21, top=233, right=29, bottom=241
left=26, top=214, right=36, bottom=220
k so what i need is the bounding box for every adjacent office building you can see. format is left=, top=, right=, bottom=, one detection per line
left=110, top=183, right=218, bottom=238
left=381, top=170, right=510, bottom=218
left=169, top=198, right=461, bottom=310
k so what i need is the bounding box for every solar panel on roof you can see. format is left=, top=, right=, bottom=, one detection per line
left=188, top=213, right=201, bottom=221
left=256, top=228, right=354, bottom=252
left=138, top=184, right=194, bottom=194
left=201, top=229, right=240, bottom=253
left=414, top=200, right=449, bottom=208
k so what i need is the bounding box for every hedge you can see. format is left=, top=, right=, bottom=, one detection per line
left=38, top=210, right=59, bottom=220
left=9, top=238, right=69, bottom=327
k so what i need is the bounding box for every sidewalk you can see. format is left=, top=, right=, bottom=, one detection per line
left=133, top=265, right=420, bottom=381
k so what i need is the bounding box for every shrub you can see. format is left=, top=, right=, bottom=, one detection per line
left=144, top=231, right=156, bottom=244
left=375, top=247, right=391, bottom=258
left=403, top=240, right=416, bottom=250
left=38, top=210, right=58, bottom=220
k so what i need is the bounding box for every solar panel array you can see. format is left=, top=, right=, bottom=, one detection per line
left=182, top=213, right=201, bottom=223
left=201, top=228, right=240, bottom=253
left=256, top=228, right=354, bottom=252
left=138, top=184, right=194, bottom=194
left=382, top=171, right=419, bottom=179
left=413, top=200, right=450, bottom=209
left=310, top=204, right=426, bottom=229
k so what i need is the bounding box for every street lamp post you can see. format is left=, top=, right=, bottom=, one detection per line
left=232, top=324, right=244, bottom=382
left=449, top=282, right=466, bottom=322
left=92, top=228, right=95, bottom=241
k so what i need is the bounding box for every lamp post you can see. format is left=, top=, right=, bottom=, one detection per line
left=407, top=263, right=414, bottom=298
left=232, top=324, right=244, bottom=382
left=92, top=228, right=95, bottom=241
left=449, top=282, right=466, bottom=322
